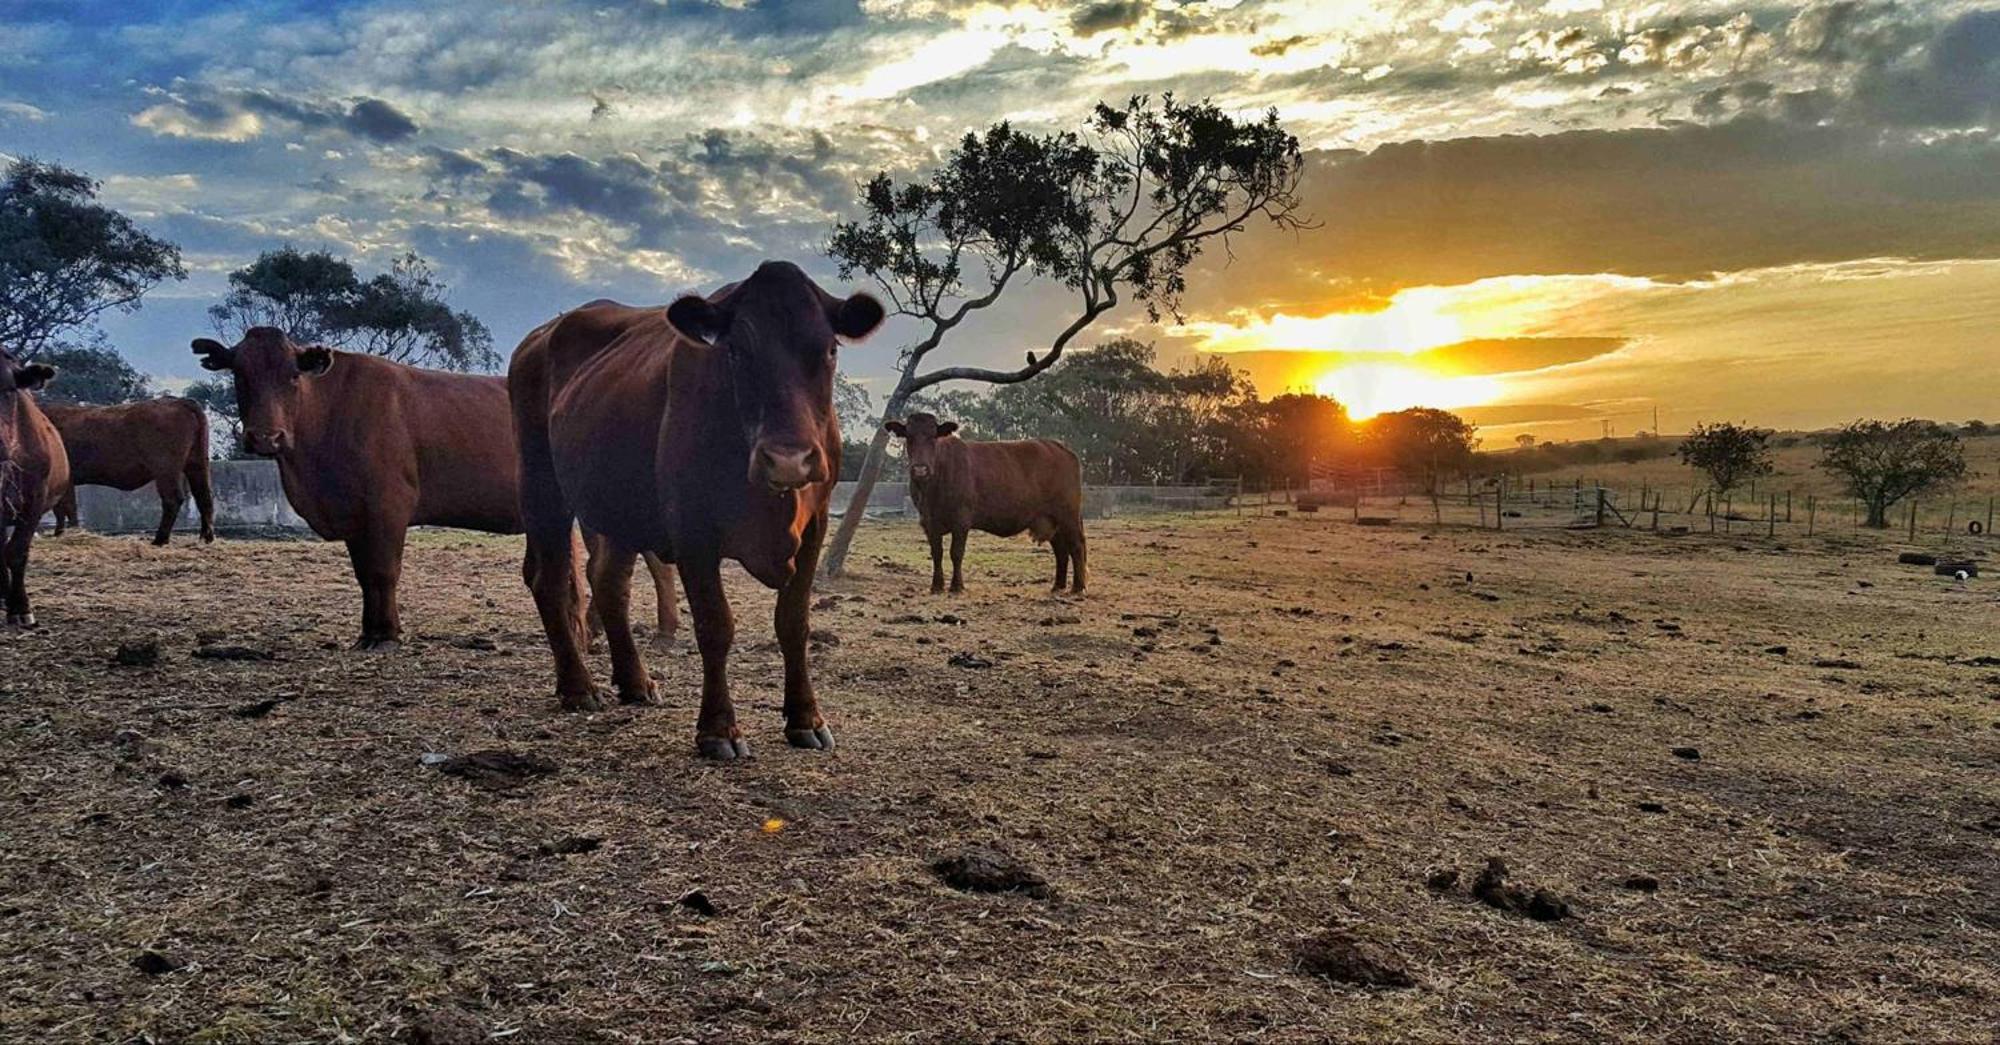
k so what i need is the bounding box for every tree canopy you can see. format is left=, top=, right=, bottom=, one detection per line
left=31, top=339, right=153, bottom=405
left=1818, top=419, right=1966, bottom=528
left=209, top=248, right=497, bottom=371
left=1678, top=422, right=1774, bottom=496
left=0, top=159, right=186, bottom=357
left=821, top=94, right=1307, bottom=574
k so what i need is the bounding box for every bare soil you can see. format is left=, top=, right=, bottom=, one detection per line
left=2, top=516, right=1996, bottom=1043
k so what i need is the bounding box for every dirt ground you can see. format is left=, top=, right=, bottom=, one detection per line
left=2, top=514, right=1995, bottom=1043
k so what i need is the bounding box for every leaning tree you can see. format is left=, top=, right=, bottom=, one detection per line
left=818, top=94, right=1306, bottom=576
left=0, top=159, right=185, bottom=357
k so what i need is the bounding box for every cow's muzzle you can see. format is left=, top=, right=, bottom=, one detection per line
left=244, top=429, right=290, bottom=456
left=910, top=464, right=931, bottom=479
left=752, top=443, right=824, bottom=491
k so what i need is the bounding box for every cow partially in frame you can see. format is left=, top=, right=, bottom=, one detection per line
left=886, top=412, right=1086, bottom=595
left=509, top=262, right=883, bottom=759
left=0, top=347, right=68, bottom=628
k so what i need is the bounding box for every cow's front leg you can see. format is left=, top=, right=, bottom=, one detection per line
left=948, top=529, right=967, bottom=593
left=4, top=522, right=36, bottom=627
left=777, top=520, right=832, bottom=751
left=345, top=525, right=407, bottom=652
left=679, top=555, right=746, bottom=760
left=927, top=527, right=945, bottom=594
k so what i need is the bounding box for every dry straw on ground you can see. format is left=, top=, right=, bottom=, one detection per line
left=0, top=517, right=1994, bottom=1042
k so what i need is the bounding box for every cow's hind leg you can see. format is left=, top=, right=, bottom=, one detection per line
left=185, top=451, right=215, bottom=543
left=587, top=541, right=656, bottom=706
left=1066, top=524, right=1087, bottom=594
left=642, top=551, right=679, bottom=648
left=151, top=475, right=185, bottom=546
left=777, top=519, right=832, bottom=750
left=344, top=524, right=407, bottom=652
left=526, top=528, right=598, bottom=711
left=53, top=488, right=74, bottom=536
left=679, top=555, right=746, bottom=760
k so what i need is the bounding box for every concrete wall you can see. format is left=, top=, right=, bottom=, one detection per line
left=70, top=464, right=1230, bottom=535
left=74, top=460, right=308, bottom=535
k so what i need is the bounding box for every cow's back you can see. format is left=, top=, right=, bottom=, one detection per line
left=42, top=399, right=203, bottom=490
left=959, top=438, right=1082, bottom=537
left=522, top=301, right=678, bottom=552
left=280, top=355, right=521, bottom=536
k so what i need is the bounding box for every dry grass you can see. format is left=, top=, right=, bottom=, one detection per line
left=1, top=515, right=1996, bottom=1043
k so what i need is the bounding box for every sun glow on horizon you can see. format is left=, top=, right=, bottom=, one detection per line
left=1312, top=363, right=1503, bottom=420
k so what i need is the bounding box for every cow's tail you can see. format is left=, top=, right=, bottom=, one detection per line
left=183, top=400, right=217, bottom=541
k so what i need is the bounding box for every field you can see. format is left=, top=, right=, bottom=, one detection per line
left=2, top=514, right=1996, bottom=1043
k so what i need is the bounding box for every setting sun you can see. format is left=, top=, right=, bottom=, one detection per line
left=1312, top=363, right=1502, bottom=420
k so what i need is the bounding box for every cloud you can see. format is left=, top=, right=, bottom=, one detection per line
left=1850, top=8, right=2000, bottom=128
left=0, top=100, right=48, bottom=123
left=131, top=97, right=263, bottom=142
left=1205, top=117, right=2000, bottom=315
left=131, top=86, right=420, bottom=144
left=344, top=97, right=420, bottom=141
left=1069, top=1, right=1144, bottom=37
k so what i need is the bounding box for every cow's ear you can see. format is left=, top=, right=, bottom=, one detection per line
left=16, top=363, right=55, bottom=390
left=298, top=345, right=333, bottom=376
left=830, top=293, right=885, bottom=341
left=884, top=420, right=907, bottom=438
left=936, top=421, right=958, bottom=437
left=667, top=295, right=731, bottom=344
left=192, top=338, right=235, bottom=371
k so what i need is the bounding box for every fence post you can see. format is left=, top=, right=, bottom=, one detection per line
left=1495, top=483, right=1504, bottom=531
left=1768, top=493, right=1776, bottom=538
left=1807, top=495, right=1816, bottom=537
left=1945, top=502, right=1956, bottom=545
left=1908, top=500, right=1918, bottom=542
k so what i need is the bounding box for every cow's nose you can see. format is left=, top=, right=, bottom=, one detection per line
left=245, top=430, right=289, bottom=455
left=757, top=444, right=820, bottom=489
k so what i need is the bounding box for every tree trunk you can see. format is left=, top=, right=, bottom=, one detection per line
left=821, top=387, right=911, bottom=578
left=1864, top=500, right=1890, bottom=528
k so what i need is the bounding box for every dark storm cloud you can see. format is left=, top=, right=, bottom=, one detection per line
left=1070, top=1, right=1145, bottom=37
left=343, top=97, right=420, bottom=141
left=1850, top=8, right=2000, bottom=127
left=1205, top=118, right=2000, bottom=314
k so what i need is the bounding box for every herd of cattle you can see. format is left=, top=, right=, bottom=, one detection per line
left=0, top=261, right=1087, bottom=757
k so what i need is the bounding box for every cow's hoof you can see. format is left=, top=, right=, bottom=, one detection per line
left=152, top=536, right=170, bottom=547
left=649, top=631, right=679, bottom=652
left=616, top=686, right=659, bottom=707
left=929, top=585, right=944, bottom=595
left=559, top=689, right=607, bottom=713
left=201, top=531, right=216, bottom=544
left=352, top=638, right=401, bottom=654
left=7, top=613, right=36, bottom=629
left=696, top=735, right=751, bottom=761
left=786, top=724, right=835, bottom=751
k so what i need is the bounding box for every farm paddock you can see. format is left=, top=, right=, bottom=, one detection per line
left=1, top=518, right=1994, bottom=1043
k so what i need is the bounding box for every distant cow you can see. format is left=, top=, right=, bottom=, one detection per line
left=44, top=398, right=215, bottom=545
left=886, top=413, right=1086, bottom=594
left=510, top=262, right=883, bottom=759
left=0, top=348, right=68, bottom=627
left=193, top=328, right=675, bottom=651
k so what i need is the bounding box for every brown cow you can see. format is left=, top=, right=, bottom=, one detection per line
left=510, top=262, right=883, bottom=759
left=0, top=348, right=68, bottom=628
left=192, top=328, right=676, bottom=650
left=44, top=398, right=215, bottom=545
left=886, top=413, right=1086, bottom=594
